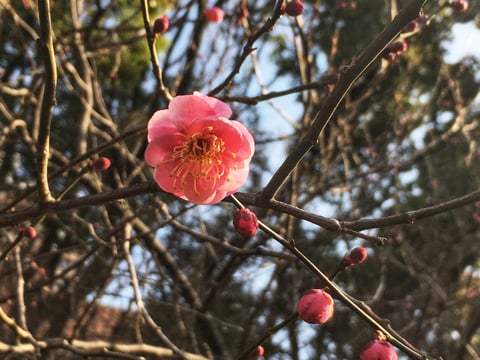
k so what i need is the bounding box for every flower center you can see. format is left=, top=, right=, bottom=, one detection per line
left=169, top=126, right=226, bottom=192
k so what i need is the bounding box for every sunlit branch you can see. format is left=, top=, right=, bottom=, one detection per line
left=208, top=0, right=285, bottom=95
left=260, top=0, right=429, bottom=200
left=123, top=233, right=189, bottom=360
left=36, top=0, right=57, bottom=203
left=139, top=0, right=172, bottom=102
left=0, top=125, right=146, bottom=214
left=0, top=340, right=210, bottom=359
left=230, top=196, right=441, bottom=359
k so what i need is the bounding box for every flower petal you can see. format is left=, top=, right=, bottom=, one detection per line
left=144, top=134, right=184, bottom=167
left=147, top=109, right=179, bottom=143
left=193, top=91, right=232, bottom=118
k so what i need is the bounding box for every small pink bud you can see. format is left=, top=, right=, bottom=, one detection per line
left=204, top=7, right=224, bottom=22
left=383, top=52, right=397, bottom=63
left=233, top=208, right=259, bottom=237
left=248, top=345, right=264, bottom=359
left=153, top=17, right=169, bottom=35
left=297, top=289, right=334, bottom=324
left=38, top=267, right=47, bottom=277
left=361, top=340, right=398, bottom=360
left=285, top=0, right=304, bottom=16
left=91, top=157, right=111, bottom=172
left=402, top=20, right=419, bottom=33
left=388, top=40, right=408, bottom=55
left=450, top=0, right=468, bottom=12
left=344, top=246, right=368, bottom=267
left=21, top=226, right=37, bottom=239
left=236, top=7, right=250, bottom=24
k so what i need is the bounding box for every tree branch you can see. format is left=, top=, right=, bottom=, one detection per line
left=36, top=0, right=57, bottom=203
left=259, top=0, right=428, bottom=200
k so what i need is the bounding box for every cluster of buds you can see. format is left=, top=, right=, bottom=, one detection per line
left=233, top=208, right=259, bottom=237
left=297, top=288, right=334, bottom=324
left=361, top=332, right=398, bottom=360
left=382, top=40, right=408, bottom=63
left=338, top=1, right=357, bottom=9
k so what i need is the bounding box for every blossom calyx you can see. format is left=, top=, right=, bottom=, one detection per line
left=153, top=17, right=169, bottom=35
left=233, top=208, right=259, bottom=237
left=285, top=0, right=304, bottom=16
left=204, top=7, right=224, bottom=22
left=297, top=289, right=334, bottom=324
left=361, top=340, right=398, bottom=360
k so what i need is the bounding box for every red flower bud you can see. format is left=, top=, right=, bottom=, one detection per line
left=153, top=17, right=169, bottom=35
left=297, top=289, right=334, bottom=324
left=285, top=0, right=304, bottom=16
left=91, top=157, right=111, bottom=172
left=204, top=7, right=224, bottom=22
left=361, top=340, right=398, bottom=360
left=450, top=0, right=468, bottom=12
left=402, top=19, right=419, bottom=33
left=344, top=246, right=368, bottom=267
left=388, top=40, right=408, bottom=55
left=248, top=345, right=264, bottom=359
left=21, top=226, right=36, bottom=239
left=233, top=208, right=259, bottom=237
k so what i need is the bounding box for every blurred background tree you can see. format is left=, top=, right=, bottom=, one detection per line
left=0, top=0, right=479, bottom=359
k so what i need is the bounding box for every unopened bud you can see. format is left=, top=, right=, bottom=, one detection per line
left=204, top=7, right=224, bottom=22
left=91, top=157, right=111, bottom=172
left=344, top=246, right=368, bottom=267
left=402, top=20, right=419, bottom=33
left=388, top=40, right=408, bottom=55
left=285, top=0, right=304, bottom=16
left=233, top=208, right=259, bottom=237
left=21, top=226, right=37, bottom=239
left=153, top=17, right=169, bottom=35
left=450, top=0, right=469, bottom=12
left=361, top=340, right=398, bottom=360
left=297, top=289, right=334, bottom=324
left=248, top=345, right=264, bottom=359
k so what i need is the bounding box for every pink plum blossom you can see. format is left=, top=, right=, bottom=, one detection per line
left=145, top=92, right=255, bottom=205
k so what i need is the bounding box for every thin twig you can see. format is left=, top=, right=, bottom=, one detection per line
left=208, top=0, right=285, bottom=95
left=259, top=0, right=428, bottom=200
left=36, top=0, right=57, bottom=203
left=123, top=232, right=190, bottom=360
left=230, top=195, right=441, bottom=359
left=139, top=0, right=172, bottom=102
